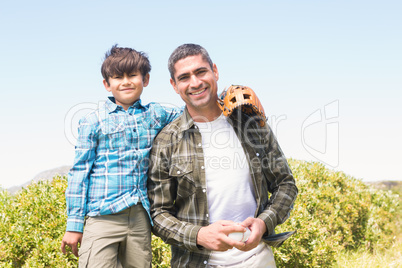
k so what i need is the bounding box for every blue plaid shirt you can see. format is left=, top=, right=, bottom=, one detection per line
left=65, top=97, right=181, bottom=232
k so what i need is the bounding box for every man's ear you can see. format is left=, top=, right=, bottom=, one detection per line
left=170, top=78, right=179, bottom=94
left=103, top=79, right=111, bottom=92
left=143, top=73, right=150, bottom=87
left=212, top=63, right=219, bottom=81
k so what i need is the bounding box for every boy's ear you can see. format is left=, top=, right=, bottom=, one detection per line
left=103, top=79, right=111, bottom=92
left=143, top=73, right=150, bottom=87
left=170, top=78, right=179, bottom=94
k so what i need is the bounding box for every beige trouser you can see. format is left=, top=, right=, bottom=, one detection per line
left=78, top=204, right=152, bottom=268
left=207, top=244, right=276, bottom=268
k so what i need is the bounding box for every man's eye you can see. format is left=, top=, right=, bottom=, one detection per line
left=178, top=76, right=189, bottom=81
left=130, top=73, right=137, bottom=77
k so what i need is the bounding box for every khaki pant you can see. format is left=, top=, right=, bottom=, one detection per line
left=78, top=204, right=152, bottom=268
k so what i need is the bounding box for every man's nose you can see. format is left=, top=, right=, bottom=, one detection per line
left=190, top=75, right=202, bottom=88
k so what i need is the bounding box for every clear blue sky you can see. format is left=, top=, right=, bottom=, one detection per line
left=0, top=0, right=401, bottom=189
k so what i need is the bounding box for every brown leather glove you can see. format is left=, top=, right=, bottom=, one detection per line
left=218, top=85, right=267, bottom=126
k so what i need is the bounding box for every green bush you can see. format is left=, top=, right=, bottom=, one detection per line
left=0, top=160, right=399, bottom=267
left=0, top=176, right=172, bottom=268
left=273, top=159, right=400, bottom=267
left=0, top=176, right=76, bottom=267
left=151, top=235, right=171, bottom=268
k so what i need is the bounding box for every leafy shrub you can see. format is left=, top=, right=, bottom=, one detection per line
left=0, top=160, right=399, bottom=267
left=0, top=176, right=172, bottom=268
left=0, top=176, right=76, bottom=267
left=273, top=159, right=400, bottom=267
left=151, top=235, right=171, bottom=268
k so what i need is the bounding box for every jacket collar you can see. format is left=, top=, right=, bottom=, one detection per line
left=177, top=107, right=196, bottom=133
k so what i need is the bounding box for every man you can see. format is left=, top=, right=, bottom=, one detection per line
left=148, top=44, right=298, bottom=267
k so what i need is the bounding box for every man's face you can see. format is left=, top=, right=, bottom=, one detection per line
left=170, top=54, right=219, bottom=117
left=103, top=72, right=149, bottom=110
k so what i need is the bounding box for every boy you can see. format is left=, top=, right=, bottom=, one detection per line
left=61, top=44, right=181, bottom=267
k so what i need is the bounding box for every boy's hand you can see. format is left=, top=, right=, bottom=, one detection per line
left=197, top=220, right=247, bottom=251
left=61, top=231, right=83, bottom=257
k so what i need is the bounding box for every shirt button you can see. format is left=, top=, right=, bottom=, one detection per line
left=201, top=166, right=205, bottom=169
left=198, top=143, right=202, bottom=147
left=202, top=189, right=206, bottom=193
left=177, top=171, right=181, bottom=174
left=256, top=153, right=260, bottom=156
left=204, top=260, right=207, bottom=264
left=206, top=214, right=209, bottom=217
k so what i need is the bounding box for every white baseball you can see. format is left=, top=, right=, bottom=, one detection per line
left=228, top=227, right=251, bottom=242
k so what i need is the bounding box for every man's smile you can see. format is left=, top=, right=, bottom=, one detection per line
left=189, top=88, right=207, bottom=96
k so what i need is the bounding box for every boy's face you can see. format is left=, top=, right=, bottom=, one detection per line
left=170, top=54, right=219, bottom=116
left=103, top=72, right=149, bottom=110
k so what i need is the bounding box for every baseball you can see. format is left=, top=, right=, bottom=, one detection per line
left=228, top=227, right=251, bottom=242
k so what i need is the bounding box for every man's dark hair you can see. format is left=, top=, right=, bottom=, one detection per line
left=168, top=44, right=213, bottom=81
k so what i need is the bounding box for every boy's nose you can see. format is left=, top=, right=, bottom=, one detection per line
left=122, top=76, right=132, bottom=84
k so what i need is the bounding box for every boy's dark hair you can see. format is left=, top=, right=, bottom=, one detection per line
left=168, top=44, right=213, bottom=81
left=101, top=44, right=151, bottom=85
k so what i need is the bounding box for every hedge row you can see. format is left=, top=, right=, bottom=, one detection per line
left=273, top=159, right=399, bottom=267
left=0, top=159, right=399, bottom=267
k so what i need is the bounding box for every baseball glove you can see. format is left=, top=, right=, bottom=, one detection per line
left=217, top=85, right=267, bottom=126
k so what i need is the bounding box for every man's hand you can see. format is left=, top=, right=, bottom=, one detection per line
left=197, top=220, right=247, bottom=251
left=237, top=217, right=267, bottom=251
left=61, top=231, right=83, bottom=257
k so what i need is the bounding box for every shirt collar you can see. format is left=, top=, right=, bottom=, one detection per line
left=178, top=107, right=227, bottom=133
left=105, top=97, right=143, bottom=114
left=177, top=107, right=196, bottom=133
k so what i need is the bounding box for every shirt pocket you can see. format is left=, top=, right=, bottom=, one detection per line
left=100, top=121, right=127, bottom=150
left=169, top=160, right=196, bottom=199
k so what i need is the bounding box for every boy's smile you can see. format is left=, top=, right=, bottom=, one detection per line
left=103, top=72, right=150, bottom=110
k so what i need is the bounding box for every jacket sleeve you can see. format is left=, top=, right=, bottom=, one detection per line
left=65, top=116, right=98, bottom=232
left=255, top=123, right=298, bottom=237
left=147, top=133, right=202, bottom=252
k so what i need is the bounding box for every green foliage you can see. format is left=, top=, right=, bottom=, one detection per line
left=0, top=160, right=399, bottom=267
left=273, top=159, right=400, bottom=267
left=151, top=235, right=171, bottom=268
left=334, top=239, right=402, bottom=268
left=0, top=176, right=77, bottom=267
left=0, top=176, right=174, bottom=268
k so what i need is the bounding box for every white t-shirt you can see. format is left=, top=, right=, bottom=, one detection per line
left=194, top=114, right=264, bottom=265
